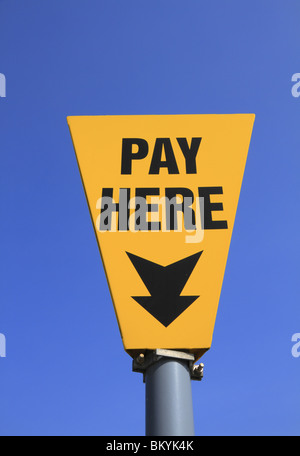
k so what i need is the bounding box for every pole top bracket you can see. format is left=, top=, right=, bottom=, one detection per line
left=132, top=349, right=204, bottom=382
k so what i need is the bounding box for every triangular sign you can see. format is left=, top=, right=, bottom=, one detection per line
left=68, top=114, right=255, bottom=360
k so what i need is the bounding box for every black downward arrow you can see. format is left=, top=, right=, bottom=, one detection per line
left=126, top=251, right=203, bottom=327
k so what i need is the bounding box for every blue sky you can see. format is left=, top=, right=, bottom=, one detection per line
left=0, top=0, right=299, bottom=436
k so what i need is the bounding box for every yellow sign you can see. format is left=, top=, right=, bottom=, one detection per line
left=68, top=114, right=255, bottom=360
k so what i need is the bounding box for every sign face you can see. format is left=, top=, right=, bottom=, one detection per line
left=68, top=114, right=255, bottom=359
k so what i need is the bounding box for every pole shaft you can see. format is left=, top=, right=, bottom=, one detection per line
left=145, top=357, right=195, bottom=436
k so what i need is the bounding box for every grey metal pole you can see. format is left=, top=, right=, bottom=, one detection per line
left=145, top=357, right=195, bottom=436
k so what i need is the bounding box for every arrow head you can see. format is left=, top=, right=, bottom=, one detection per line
left=126, top=251, right=203, bottom=327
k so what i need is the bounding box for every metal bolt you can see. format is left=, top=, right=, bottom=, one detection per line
left=193, top=363, right=204, bottom=376
left=136, top=353, right=145, bottom=365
